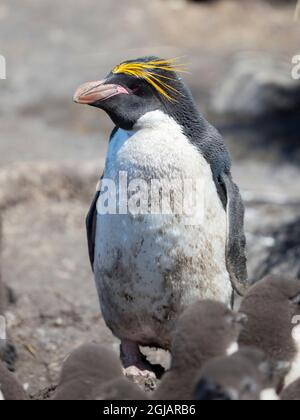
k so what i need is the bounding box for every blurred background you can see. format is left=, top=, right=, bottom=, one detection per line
left=0, top=0, right=299, bottom=398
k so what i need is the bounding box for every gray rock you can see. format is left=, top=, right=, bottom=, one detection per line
left=254, top=218, right=300, bottom=281
left=0, top=214, right=5, bottom=316
left=0, top=214, right=17, bottom=371
left=210, top=53, right=300, bottom=163
left=211, top=53, right=300, bottom=119
left=0, top=215, right=5, bottom=362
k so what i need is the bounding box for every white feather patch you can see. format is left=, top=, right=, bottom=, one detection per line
left=260, top=388, right=279, bottom=401
left=226, top=342, right=239, bottom=356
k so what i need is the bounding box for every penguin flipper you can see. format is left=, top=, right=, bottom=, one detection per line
left=86, top=187, right=101, bottom=272
left=86, top=128, right=118, bottom=271
left=220, top=172, right=248, bottom=296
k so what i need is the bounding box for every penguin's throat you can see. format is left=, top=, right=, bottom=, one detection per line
left=134, top=110, right=177, bottom=131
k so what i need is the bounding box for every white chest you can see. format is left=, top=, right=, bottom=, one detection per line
left=260, top=389, right=279, bottom=401
left=226, top=341, right=239, bottom=356
left=94, top=111, right=231, bottom=345
left=103, top=111, right=213, bottom=183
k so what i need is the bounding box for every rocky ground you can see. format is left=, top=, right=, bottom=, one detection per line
left=0, top=0, right=299, bottom=398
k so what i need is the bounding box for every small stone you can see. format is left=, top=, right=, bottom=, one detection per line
left=23, top=383, right=30, bottom=391
left=54, top=318, right=63, bottom=327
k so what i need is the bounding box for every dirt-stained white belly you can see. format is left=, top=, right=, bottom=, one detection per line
left=94, top=111, right=231, bottom=348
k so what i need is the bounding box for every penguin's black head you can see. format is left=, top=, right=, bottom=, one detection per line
left=194, top=376, right=261, bottom=401
left=194, top=377, right=234, bottom=401
left=74, top=56, right=188, bottom=130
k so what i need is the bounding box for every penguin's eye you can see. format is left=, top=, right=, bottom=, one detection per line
left=130, top=84, right=140, bottom=94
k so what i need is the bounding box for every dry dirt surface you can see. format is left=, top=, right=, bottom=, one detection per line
left=0, top=0, right=299, bottom=397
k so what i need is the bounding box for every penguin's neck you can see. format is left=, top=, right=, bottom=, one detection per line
left=163, top=88, right=210, bottom=142
left=160, top=83, right=231, bottom=186
left=134, top=109, right=180, bottom=131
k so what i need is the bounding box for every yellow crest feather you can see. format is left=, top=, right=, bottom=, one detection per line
left=112, top=58, right=187, bottom=101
